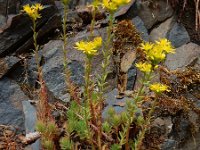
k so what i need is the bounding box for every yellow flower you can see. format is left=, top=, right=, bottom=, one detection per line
left=135, top=62, right=152, bottom=73
left=102, top=0, right=118, bottom=11
left=92, top=0, right=102, bottom=7
left=75, top=37, right=102, bottom=55
left=150, top=83, right=170, bottom=93
left=113, top=0, right=131, bottom=6
left=33, top=3, right=44, bottom=11
left=61, top=0, right=69, bottom=5
left=141, top=42, right=154, bottom=52
left=102, top=0, right=131, bottom=12
left=91, top=37, right=102, bottom=47
left=141, top=39, right=175, bottom=63
left=156, top=39, right=175, bottom=54
left=22, top=3, right=43, bottom=21
left=146, top=45, right=166, bottom=62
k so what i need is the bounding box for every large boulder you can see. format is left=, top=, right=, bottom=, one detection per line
left=0, top=5, right=57, bottom=57
left=167, top=22, right=190, bottom=48
left=0, top=56, right=20, bottom=79
left=149, top=16, right=176, bottom=42
left=137, top=0, right=174, bottom=29
left=164, top=43, right=200, bottom=71
left=0, top=77, right=28, bottom=131
left=41, top=28, right=115, bottom=102
left=132, top=16, right=149, bottom=41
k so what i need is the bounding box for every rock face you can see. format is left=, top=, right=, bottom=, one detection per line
left=0, top=0, right=20, bottom=15
left=161, top=139, right=176, bottom=150
left=0, top=77, right=28, bottom=131
left=167, top=22, right=190, bottom=48
left=137, top=0, right=174, bottom=29
left=42, top=28, right=115, bottom=102
left=42, top=40, right=85, bottom=102
left=102, top=88, right=131, bottom=119
left=149, top=17, right=175, bottom=42
left=22, top=101, right=40, bottom=150
left=0, top=5, right=57, bottom=57
left=165, top=43, right=200, bottom=71
left=132, top=16, right=149, bottom=41
left=0, top=56, right=20, bottom=78
left=0, top=14, right=6, bottom=28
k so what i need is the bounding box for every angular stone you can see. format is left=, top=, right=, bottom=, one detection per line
left=167, top=22, right=190, bottom=48
left=0, top=77, right=28, bottom=131
left=22, top=101, right=40, bottom=150
left=42, top=28, right=115, bottom=102
left=0, top=0, right=7, bottom=15
left=149, top=17, right=176, bottom=42
left=0, top=14, right=6, bottom=28
left=165, top=43, right=200, bottom=71
left=102, top=88, right=130, bottom=119
left=16, top=14, right=62, bottom=54
left=114, top=0, right=136, bottom=19
left=0, top=56, right=20, bottom=78
left=137, top=0, right=174, bottom=29
left=132, top=16, right=149, bottom=41
left=127, top=65, right=137, bottom=90
left=161, top=139, right=176, bottom=150
left=120, top=50, right=136, bottom=73
left=0, top=5, right=57, bottom=57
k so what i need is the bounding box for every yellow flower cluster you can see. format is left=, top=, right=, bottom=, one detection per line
left=102, top=0, right=131, bottom=12
left=61, top=0, right=69, bottom=5
left=141, top=39, right=175, bottom=63
left=23, top=3, right=44, bottom=21
left=135, top=62, right=152, bottom=74
left=75, top=37, right=102, bottom=55
left=149, top=83, right=170, bottom=93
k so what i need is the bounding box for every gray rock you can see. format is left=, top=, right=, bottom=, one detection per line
left=178, top=132, right=200, bottom=150
left=137, top=0, right=174, bottom=29
left=22, top=101, right=40, bottom=150
left=127, top=65, right=137, bottom=90
left=0, top=14, right=6, bottom=28
left=0, top=77, right=28, bottom=131
left=114, top=0, right=137, bottom=20
left=0, top=5, right=57, bottom=57
left=0, top=0, right=6, bottom=15
left=167, top=23, right=190, bottom=48
left=132, top=16, right=149, bottom=41
left=149, top=17, right=176, bottom=42
left=102, top=88, right=131, bottom=119
left=171, top=115, right=191, bottom=144
left=42, top=28, right=115, bottom=102
left=0, top=0, right=20, bottom=15
left=22, top=101, right=37, bottom=133
left=165, top=43, right=200, bottom=71
left=42, top=40, right=74, bottom=102
left=0, top=56, right=20, bottom=78
left=161, top=139, right=176, bottom=150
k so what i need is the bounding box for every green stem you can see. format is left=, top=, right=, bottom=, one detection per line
left=135, top=99, right=158, bottom=150
left=32, top=19, right=40, bottom=73
left=124, top=72, right=152, bottom=150
left=96, top=13, right=114, bottom=150
left=62, top=3, right=72, bottom=93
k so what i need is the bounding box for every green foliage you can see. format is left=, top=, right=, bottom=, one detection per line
left=102, top=121, right=112, bottom=133
left=26, top=0, right=177, bottom=149
left=60, top=137, right=73, bottom=150
left=36, top=120, right=46, bottom=133
left=43, top=140, right=54, bottom=150
left=111, top=144, right=121, bottom=150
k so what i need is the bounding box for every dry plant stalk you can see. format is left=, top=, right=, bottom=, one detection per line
left=194, top=0, right=200, bottom=30
left=21, top=132, right=41, bottom=144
